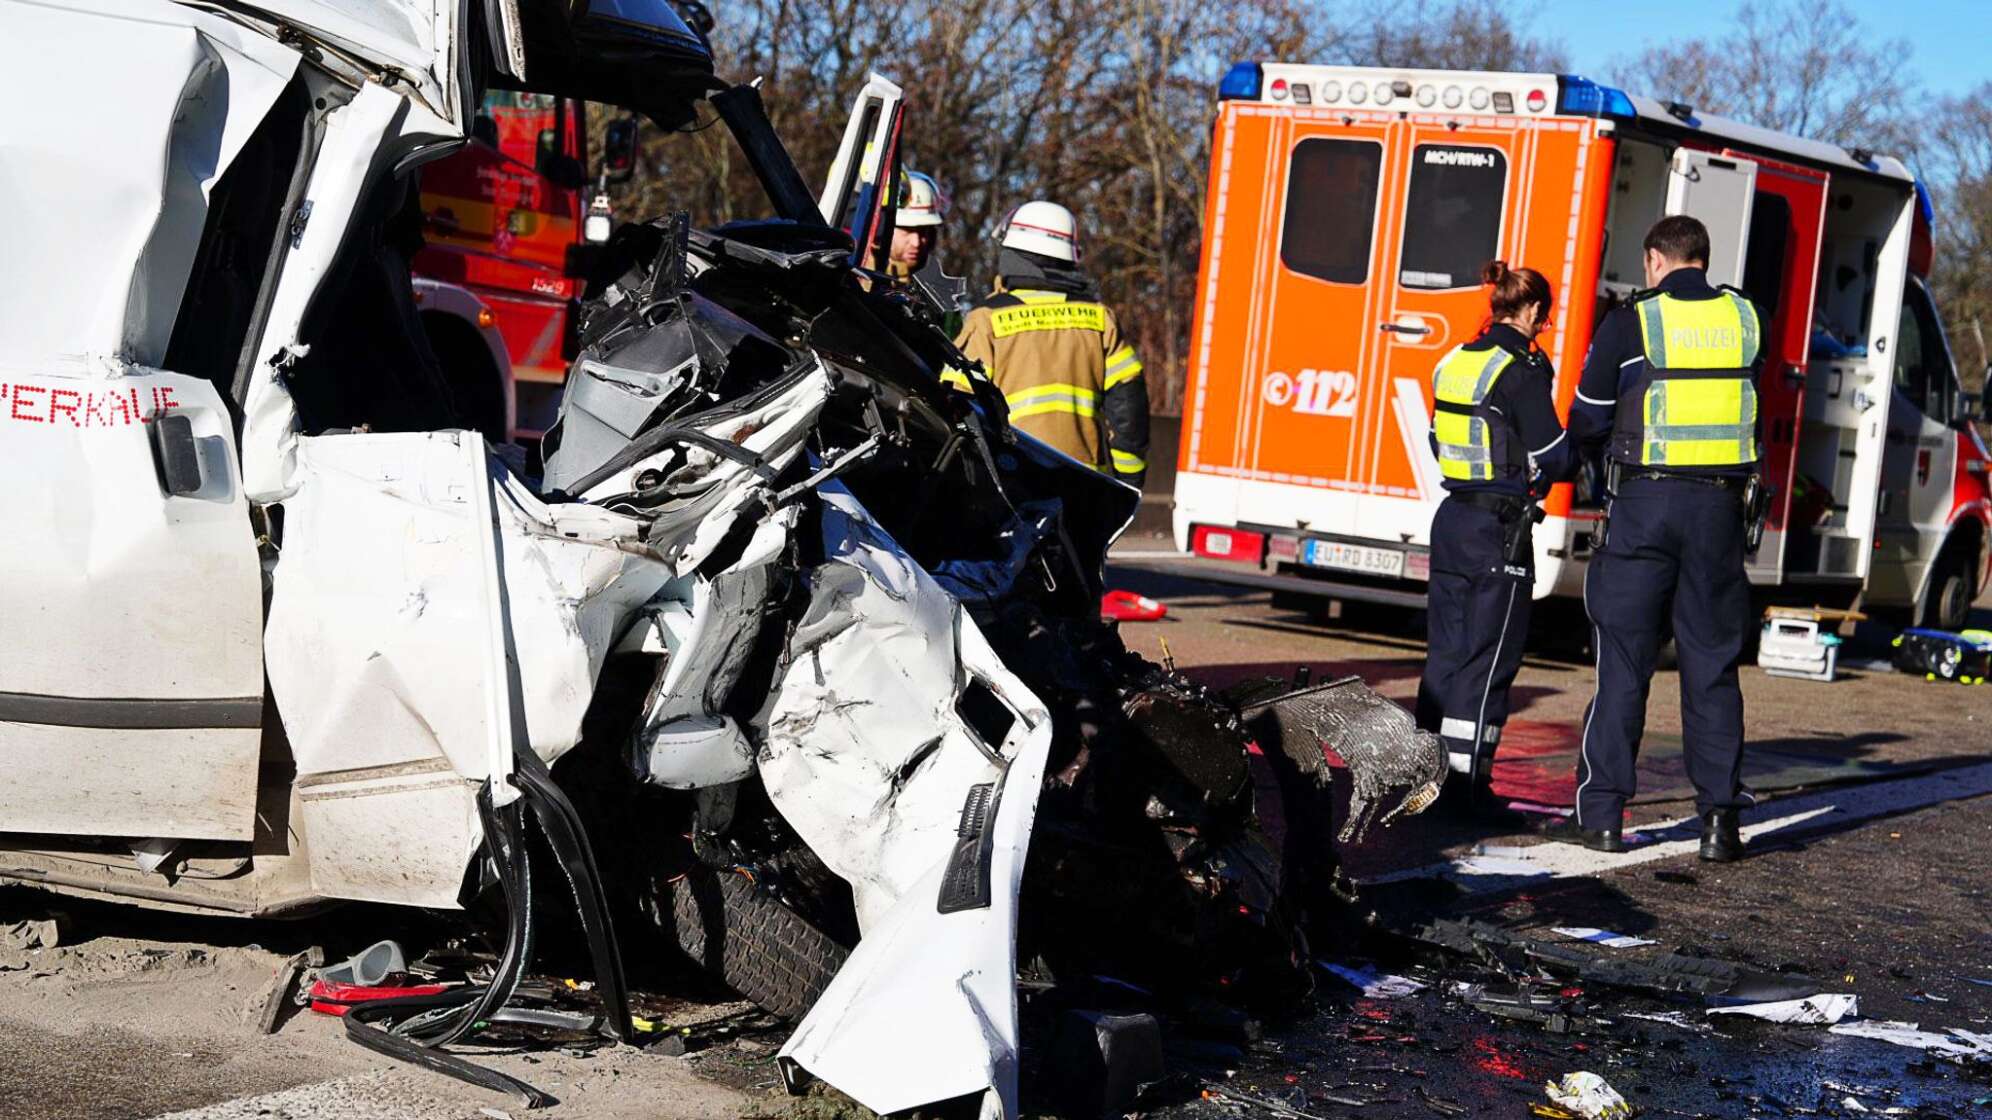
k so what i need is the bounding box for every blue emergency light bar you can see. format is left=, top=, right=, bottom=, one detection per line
left=1556, top=75, right=1636, bottom=119
left=1218, top=61, right=1262, bottom=101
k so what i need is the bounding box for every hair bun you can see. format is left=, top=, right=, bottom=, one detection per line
left=1480, top=260, right=1510, bottom=286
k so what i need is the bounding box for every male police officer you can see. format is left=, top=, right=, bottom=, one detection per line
left=1552, top=215, right=1763, bottom=862
left=952, top=200, right=1149, bottom=488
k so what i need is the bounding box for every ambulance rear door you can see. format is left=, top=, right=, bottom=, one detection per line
left=1361, top=115, right=1602, bottom=543
left=1201, top=107, right=1395, bottom=521
left=1666, top=150, right=1757, bottom=287
left=1720, top=152, right=1829, bottom=584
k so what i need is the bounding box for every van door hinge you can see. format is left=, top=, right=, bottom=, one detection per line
left=289, top=200, right=314, bottom=249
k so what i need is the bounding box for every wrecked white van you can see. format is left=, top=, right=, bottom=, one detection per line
left=0, top=2, right=1443, bottom=1114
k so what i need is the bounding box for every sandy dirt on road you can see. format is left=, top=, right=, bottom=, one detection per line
left=0, top=898, right=766, bottom=1120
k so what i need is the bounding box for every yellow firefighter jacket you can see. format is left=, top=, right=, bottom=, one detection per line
left=950, top=288, right=1149, bottom=480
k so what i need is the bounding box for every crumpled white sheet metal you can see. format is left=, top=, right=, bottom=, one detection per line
left=765, top=487, right=1052, bottom=1119
left=1829, top=1020, right=1992, bottom=1063
left=633, top=509, right=796, bottom=788
left=245, top=0, right=463, bottom=124
left=581, top=365, right=834, bottom=577
left=0, top=0, right=298, bottom=369
left=1706, top=992, right=1859, bottom=1025
left=265, top=431, right=669, bottom=906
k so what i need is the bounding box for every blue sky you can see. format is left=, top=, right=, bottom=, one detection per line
left=1536, top=0, right=1989, bottom=98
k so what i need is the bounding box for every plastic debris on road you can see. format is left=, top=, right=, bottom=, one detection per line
left=1705, top=992, right=1858, bottom=1024
left=1318, top=962, right=1426, bottom=998
left=1622, top=1010, right=1704, bottom=1031
left=1552, top=927, right=1658, bottom=949
left=1829, top=1020, right=1992, bottom=1063
left=1544, top=1071, right=1633, bottom=1119
left=1100, top=589, right=1167, bottom=622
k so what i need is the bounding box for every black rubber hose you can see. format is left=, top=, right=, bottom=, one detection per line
left=512, top=749, right=634, bottom=1042
left=344, top=992, right=553, bottom=1108
left=419, top=790, right=535, bottom=1048
left=336, top=760, right=635, bottom=1101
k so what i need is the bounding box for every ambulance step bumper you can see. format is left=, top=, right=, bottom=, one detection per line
left=1106, top=554, right=1428, bottom=609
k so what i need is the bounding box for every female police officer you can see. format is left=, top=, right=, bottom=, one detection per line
left=1415, top=261, right=1572, bottom=816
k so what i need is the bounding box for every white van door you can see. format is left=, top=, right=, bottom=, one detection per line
left=1666, top=150, right=1758, bottom=289
left=818, top=73, right=906, bottom=265
left=0, top=371, right=265, bottom=840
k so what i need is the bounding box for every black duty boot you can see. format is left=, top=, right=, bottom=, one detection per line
left=1698, top=808, right=1744, bottom=862
left=1537, top=816, right=1626, bottom=853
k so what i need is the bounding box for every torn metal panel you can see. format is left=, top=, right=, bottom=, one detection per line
left=584, top=366, right=833, bottom=577
left=632, top=509, right=796, bottom=789
left=1243, top=676, right=1445, bottom=842
left=0, top=0, right=299, bottom=368
left=234, top=0, right=466, bottom=126
left=241, top=81, right=459, bottom=501
left=764, top=489, right=1052, bottom=1118
left=265, top=432, right=669, bottom=905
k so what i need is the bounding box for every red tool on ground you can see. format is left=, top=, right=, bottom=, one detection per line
left=1100, top=589, right=1167, bottom=622
left=307, top=978, right=450, bottom=1016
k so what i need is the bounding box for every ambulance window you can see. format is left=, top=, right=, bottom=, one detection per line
left=1399, top=145, right=1507, bottom=289
left=1741, top=192, right=1791, bottom=323
left=1893, top=280, right=1953, bottom=421
left=1280, top=139, right=1382, bottom=284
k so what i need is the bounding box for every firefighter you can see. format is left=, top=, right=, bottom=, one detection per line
left=885, top=170, right=945, bottom=283
left=951, top=200, right=1149, bottom=488
left=1415, top=261, right=1572, bottom=816
left=1550, top=215, right=1764, bottom=861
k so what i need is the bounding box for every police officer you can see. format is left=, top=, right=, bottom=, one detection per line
left=1417, top=261, right=1572, bottom=816
left=1549, top=215, right=1763, bottom=861
left=951, top=200, right=1149, bottom=487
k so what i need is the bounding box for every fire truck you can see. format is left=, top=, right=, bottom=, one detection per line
left=413, top=92, right=633, bottom=443
left=1171, top=63, right=1990, bottom=630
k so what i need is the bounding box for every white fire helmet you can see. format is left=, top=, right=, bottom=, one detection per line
left=997, top=200, right=1081, bottom=262
left=897, top=170, right=947, bottom=228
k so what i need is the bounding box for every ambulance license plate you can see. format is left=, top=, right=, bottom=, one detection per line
left=1301, top=539, right=1404, bottom=578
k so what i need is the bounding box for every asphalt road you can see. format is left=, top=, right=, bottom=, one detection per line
left=0, top=553, right=1985, bottom=1119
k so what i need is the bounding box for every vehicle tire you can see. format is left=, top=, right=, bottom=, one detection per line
left=669, top=867, right=849, bottom=1022
left=1919, top=539, right=1977, bottom=633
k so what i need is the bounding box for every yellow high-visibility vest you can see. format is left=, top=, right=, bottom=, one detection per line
left=1613, top=290, right=1762, bottom=468
left=1431, top=344, right=1519, bottom=482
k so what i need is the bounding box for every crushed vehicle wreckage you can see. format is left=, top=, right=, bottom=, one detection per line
left=0, top=3, right=1446, bottom=1115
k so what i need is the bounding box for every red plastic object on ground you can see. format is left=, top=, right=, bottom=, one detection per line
left=307, top=978, right=449, bottom=1016
left=1101, top=589, right=1167, bottom=622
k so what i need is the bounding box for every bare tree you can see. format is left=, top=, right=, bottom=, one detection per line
left=1612, top=0, right=1915, bottom=150
left=589, top=0, right=1565, bottom=416
left=1923, top=83, right=1992, bottom=391
left=1330, top=0, right=1566, bottom=71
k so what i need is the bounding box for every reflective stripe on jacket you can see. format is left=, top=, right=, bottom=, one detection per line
left=1431, top=344, right=1519, bottom=482
left=1611, top=290, right=1762, bottom=468
left=952, top=288, right=1148, bottom=478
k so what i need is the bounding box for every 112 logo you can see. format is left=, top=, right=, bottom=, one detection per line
left=1262, top=369, right=1358, bottom=417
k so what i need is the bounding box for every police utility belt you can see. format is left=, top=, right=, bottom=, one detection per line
left=1451, top=490, right=1544, bottom=569
left=1598, top=460, right=1771, bottom=554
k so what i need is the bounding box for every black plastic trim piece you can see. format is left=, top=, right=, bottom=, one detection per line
left=0, top=692, right=262, bottom=730
left=937, top=780, right=1001, bottom=914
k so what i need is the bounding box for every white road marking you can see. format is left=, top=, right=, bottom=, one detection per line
left=1366, top=760, right=1992, bottom=894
